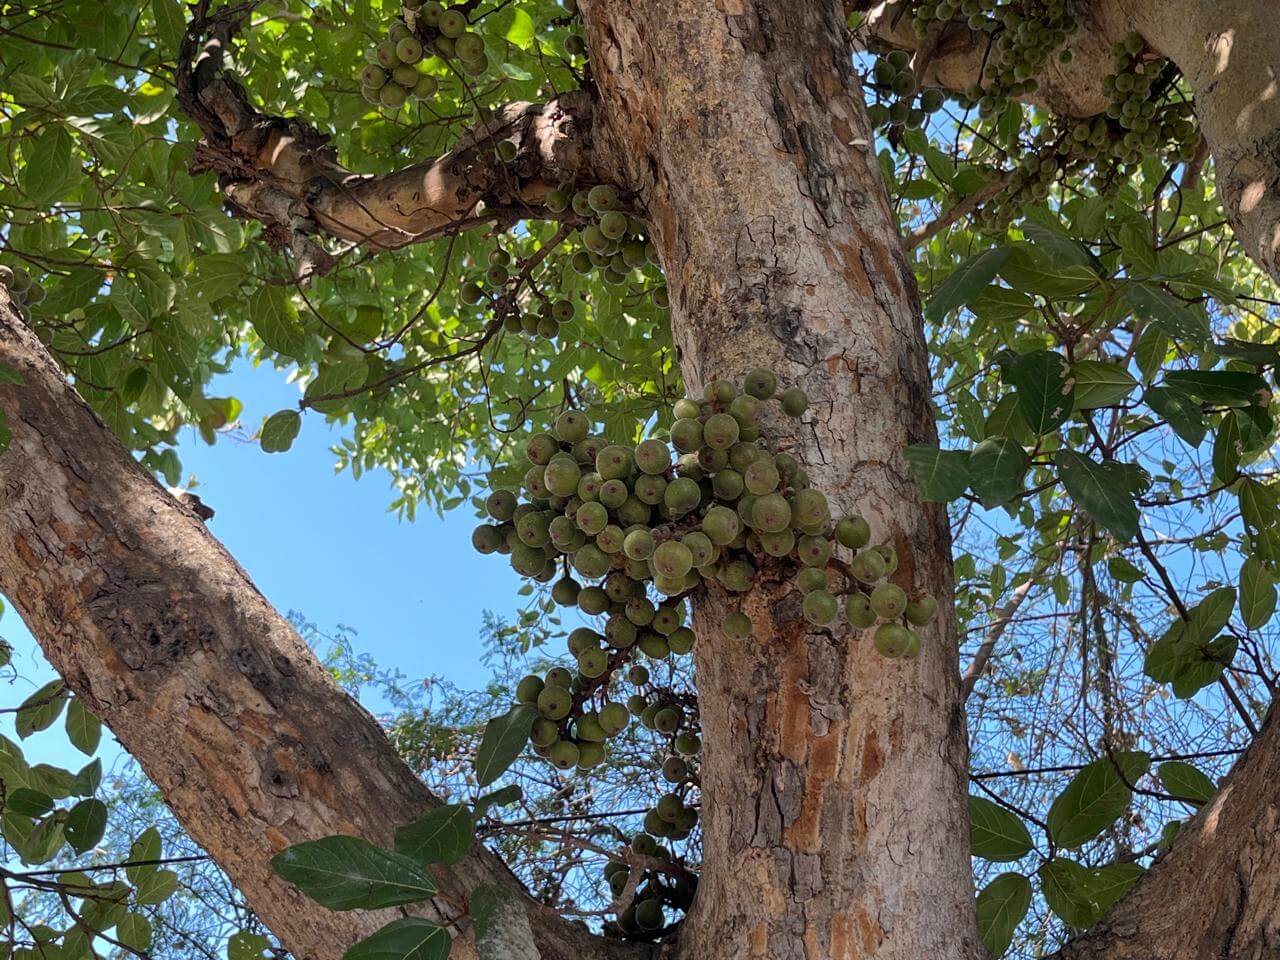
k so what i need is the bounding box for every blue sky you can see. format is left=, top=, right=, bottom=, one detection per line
left=0, top=357, right=528, bottom=766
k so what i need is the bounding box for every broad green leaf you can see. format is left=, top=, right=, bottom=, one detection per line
left=117, top=911, right=153, bottom=952
left=924, top=247, right=1013, bottom=323
left=65, top=699, right=102, bottom=756
left=261, top=410, right=302, bottom=453
left=505, top=9, right=536, bottom=48
left=1163, top=370, right=1269, bottom=407
left=1144, top=386, right=1206, bottom=447
left=1070, top=360, right=1136, bottom=409
left=343, top=919, right=451, bottom=960
left=271, top=836, right=438, bottom=910
left=1122, top=281, right=1209, bottom=344
left=1239, top=557, right=1277, bottom=629
left=395, top=804, right=475, bottom=866
left=904, top=445, right=971, bottom=502
left=968, top=438, right=1029, bottom=507
left=250, top=286, right=308, bottom=358
left=135, top=868, right=180, bottom=905
left=23, top=127, right=77, bottom=204
left=474, top=704, right=538, bottom=787
left=1040, top=859, right=1093, bottom=928
left=189, top=254, right=247, bottom=303
left=228, top=931, right=273, bottom=960
left=127, top=827, right=163, bottom=884
left=1055, top=451, right=1146, bottom=540
left=1046, top=751, right=1150, bottom=848
left=1145, top=616, right=1238, bottom=699
left=969, top=795, right=1033, bottom=862
left=152, top=0, right=186, bottom=53
left=5, top=789, right=54, bottom=818
left=1107, top=556, right=1145, bottom=583
left=999, top=243, right=1098, bottom=298
left=473, top=784, right=523, bottom=819
left=65, top=798, right=108, bottom=854
left=1157, top=761, right=1216, bottom=805
left=1212, top=411, right=1242, bottom=483
left=998, top=349, right=1075, bottom=435
left=976, top=872, right=1032, bottom=958
left=16, top=681, right=68, bottom=739
left=1238, top=478, right=1279, bottom=531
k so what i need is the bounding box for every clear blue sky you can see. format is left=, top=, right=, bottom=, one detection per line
left=0, top=358, right=527, bottom=764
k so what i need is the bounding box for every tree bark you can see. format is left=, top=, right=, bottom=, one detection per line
left=579, top=2, right=981, bottom=957
left=0, top=285, right=638, bottom=960
left=867, top=0, right=1280, bottom=286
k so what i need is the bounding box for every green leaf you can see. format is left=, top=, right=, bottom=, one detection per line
left=134, top=868, right=180, bottom=905
left=228, top=931, right=273, bottom=960
left=127, top=827, right=163, bottom=884
left=1239, top=557, right=1277, bottom=629
left=152, top=0, right=186, bottom=53
left=998, top=349, right=1075, bottom=435
left=342, top=919, right=451, bottom=960
left=975, top=872, right=1032, bottom=958
left=1212, top=411, right=1242, bottom=483
left=924, top=247, right=1013, bottom=323
left=999, top=244, right=1099, bottom=298
left=1070, top=360, right=1136, bottom=409
left=1144, top=386, right=1206, bottom=447
left=1156, top=761, right=1216, bottom=805
left=473, top=784, right=522, bottom=819
left=271, top=836, right=438, bottom=910
left=504, top=9, right=536, bottom=48
left=1055, top=451, right=1147, bottom=540
left=1046, top=751, right=1150, bottom=848
left=474, top=704, right=538, bottom=787
left=189, top=254, right=247, bottom=303
left=65, top=798, right=108, bottom=854
left=261, top=410, right=302, bottom=453
left=5, top=789, right=54, bottom=817
left=1038, top=858, right=1104, bottom=929
left=1107, top=556, right=1145, bottom=583
left=65, top=699, right=102, bottom=756
left=969, top=795, right=1033, bottom=862
left=16, top=680, right=68, bottom=739
left=250, top=286, right=308, bottom=358
left=968, top=438, right=1029, bottom=507
left=1163, top=370, right=1269, bottom=407
left=117, top=911, right=153, bottom=952
left=23, top=126, right=77, bottom=204
left=395, top=804, right=475, bottom=866
left=904, top=445, right=971, bottom=502
left=1122, top=281, right=1209, bottom=345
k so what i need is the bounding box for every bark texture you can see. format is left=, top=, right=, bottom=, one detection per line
left=1053, top=709, right=1280, bottom=960
left=580, top=2, right=981, bottom=958
left=177, top=2, right=598, bottom=265
left=0, top=286, right=640, bottom=960
left=866, top=0, right=1280, bottom=286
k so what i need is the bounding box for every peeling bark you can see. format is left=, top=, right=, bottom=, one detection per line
left=0, top=286, right=642, bottom=960
left=579, top=2, right=980, bottom=957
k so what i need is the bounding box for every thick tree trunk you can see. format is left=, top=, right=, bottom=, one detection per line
left=580, top=2, right=981, bottom=958
left=0, top=286, right=635, bottom=960
left=1053, top=710, right=1280, bottom=960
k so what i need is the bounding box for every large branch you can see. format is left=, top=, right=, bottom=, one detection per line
left=865, top=0, right=1280, bottom=287
left=1051, top=706, right=1280, bottom=959
left=0, top=285, right=639, bottom=960
left=175, top=2, right=597, bottom=267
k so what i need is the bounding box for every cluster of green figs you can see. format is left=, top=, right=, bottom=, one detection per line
left=356, top=0, right=485, bottom=109
left=0, top=264, right=45, bottom=321
left=472, top=368, right=939, bottom=936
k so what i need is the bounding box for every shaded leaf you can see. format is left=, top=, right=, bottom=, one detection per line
left=976, top=872, right=1032, bottom=958
left=271, top=836, right=438, bottom=910
left=969, top=795, right=1033, bottom=862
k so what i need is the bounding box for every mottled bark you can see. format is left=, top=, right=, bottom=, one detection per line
left=867, top=0, right=1280, bottom=286
left=0, top=285, right=640, bottom=960
left=579, top=2, right=980, bottom=957
left=176, top=3, right=598, bottom=264
left=1053, top=709, right=1280, bottom=960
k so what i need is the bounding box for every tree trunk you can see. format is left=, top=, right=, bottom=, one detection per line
left=0, top=285, right=634, bottom=960
left=579, top=2, right=981, bottom=957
